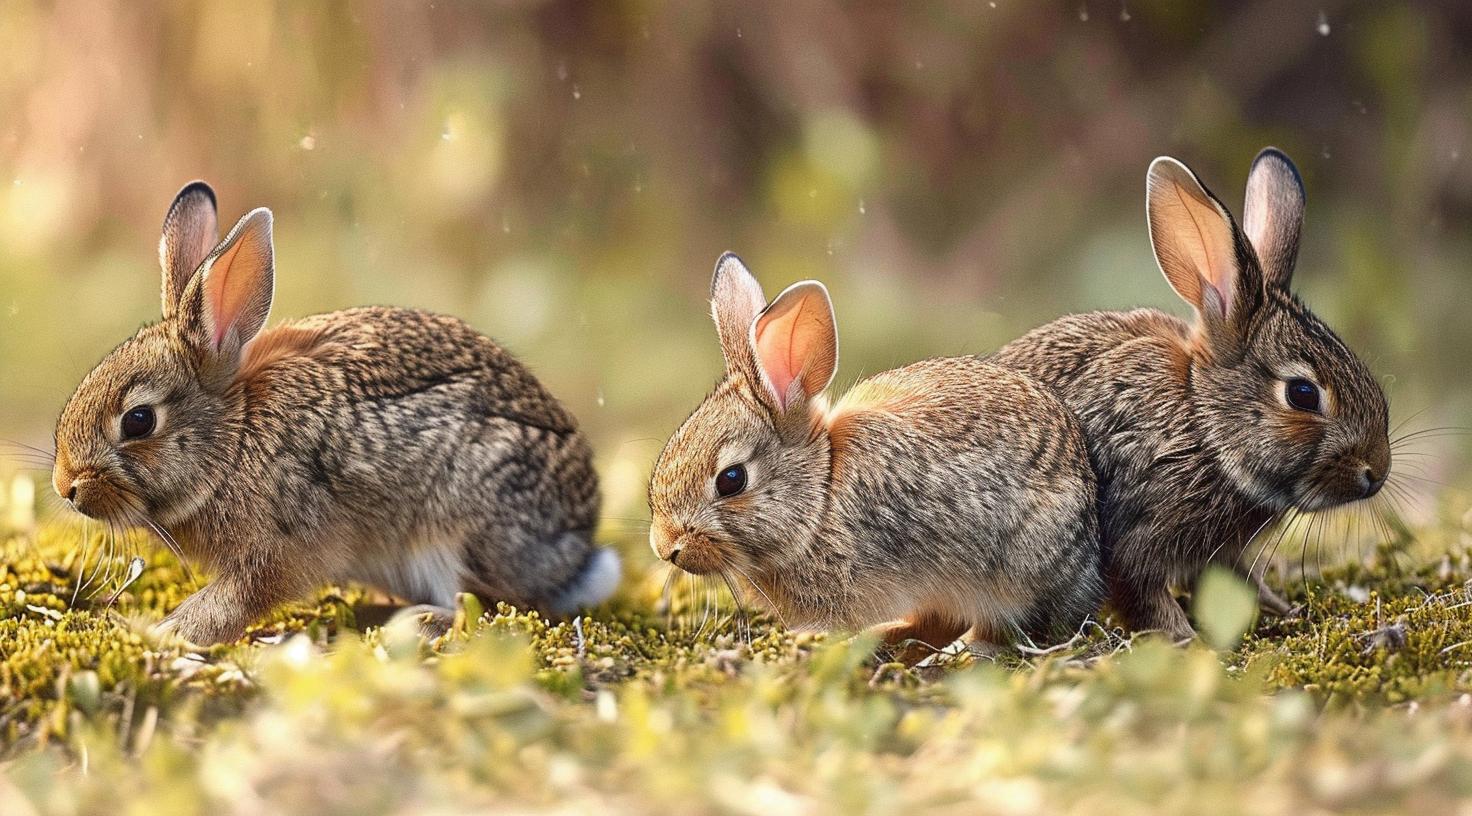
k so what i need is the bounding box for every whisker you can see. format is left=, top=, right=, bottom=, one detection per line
left=1390, top=427, right=1472, bottom=446
left=730, top=563, right=789, bottom=629
left=660, top=565, right=679, bottom=630
left=0, top=439, right=57, bottom=460
left=717, top=569, right=751, bottom=644
left=1215, top=510, right=1280, bottom=572
left=1391, top=472, right=1454, bottom=490
left=694, top=575, right=715, bottom=639
left=1389, top=406, right=1432, bottom=438
left=139, top=517, right=193, bottom=583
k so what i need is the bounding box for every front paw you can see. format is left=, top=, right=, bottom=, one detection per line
left=1257, top=589, right=1296, bottom=617
left=387, top=604, right=455, bottom=640
left=154, top=596, right=247, bottom=646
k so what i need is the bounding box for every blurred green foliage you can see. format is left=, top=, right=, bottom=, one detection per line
left=2, top=507, right=1472, bottom=811
left=1, top=2, right=1469, bottom=534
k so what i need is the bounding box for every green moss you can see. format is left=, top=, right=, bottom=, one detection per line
left=7, top=505, right=1472, bottom=810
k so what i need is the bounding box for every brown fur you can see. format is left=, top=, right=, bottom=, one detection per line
left=993, top=149, right=1390, bottom=637
left=53, top=182, right=616, bottom=644
left=648, top=254, right=1104, bottom=652
left=235, top=324, right=334, bottom=384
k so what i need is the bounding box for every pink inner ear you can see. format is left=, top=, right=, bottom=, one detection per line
left=753, top=293, right=825, bottom=406
left=204, top=235, right=270, bottom=350
left=206, top=240, right=246, bottom=349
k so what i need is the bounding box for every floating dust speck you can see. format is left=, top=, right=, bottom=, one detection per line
left=1316, top=11, right=1330, bottom=36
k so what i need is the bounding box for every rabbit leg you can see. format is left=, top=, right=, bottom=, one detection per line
left=873, top=612, right=968, bottom=666
left=962, top=622, right=1010, bottom=660
left=1111, top=579, right=1194, bottom=641
left=1219, top=551, right=1294, bottom=617
left=1243, top=569, right=1294, bottom=617
left=389, top=603, right=456, bottom=639
left=157, top=571, right=286, bottom=645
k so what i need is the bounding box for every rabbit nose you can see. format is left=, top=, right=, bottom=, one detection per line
left=649, top=523, right=683, bottom=562
left=1360, top=466, right=1386, bottom=498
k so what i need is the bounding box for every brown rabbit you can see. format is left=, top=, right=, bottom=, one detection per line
left=993, top=149, right=1391, bottom=639
left=52, top=182, right=617, bottom=644
left=647, top=254, right=1103, bottom=658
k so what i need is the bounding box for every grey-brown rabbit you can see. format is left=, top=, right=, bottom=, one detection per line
left=52, top=182, right=617, bottom=644
left=993, top=148, right=1391, bottom=639
left=648, top=254, right=1103, bottom=659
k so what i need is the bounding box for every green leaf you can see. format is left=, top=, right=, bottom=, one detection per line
left=1194, top=567, right=1258, bottom=650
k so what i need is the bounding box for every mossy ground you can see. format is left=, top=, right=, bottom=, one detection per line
left=3, top=498, right=1472, bottom=814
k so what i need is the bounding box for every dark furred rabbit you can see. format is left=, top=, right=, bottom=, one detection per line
left=52, top=182, right=617, bottom=644
left=647, top=254, right=1103, bottom=658
left=993, top=149, right=1391, bottom=638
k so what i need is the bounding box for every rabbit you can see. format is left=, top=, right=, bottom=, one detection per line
left=646, top=253, right=1103, bottom=660
left=992, top=148, right=1391, bottom=640
left=51, top=181, right=618, bottom=645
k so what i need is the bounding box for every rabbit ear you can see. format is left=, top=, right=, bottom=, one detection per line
left=159, top=181, right=219, bottom=318
left=1146, top=157, right=1260, bottom=326
left=752, top=281, right=838, bottom=413
left=710, top=252, right=767, bottom=374
left=1243, top=147, right=1305, bottom=289
left=179, top=208, right=275, bottom=376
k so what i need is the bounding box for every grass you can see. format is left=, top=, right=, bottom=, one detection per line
left=4, top=493, right=1472, bottom=813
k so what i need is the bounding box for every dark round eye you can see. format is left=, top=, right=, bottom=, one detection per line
left=1285, top=379, right=1321, bottom=413
left=121, top=406, right=156, bottom=439
left=715, top=464, right=747, bottom=498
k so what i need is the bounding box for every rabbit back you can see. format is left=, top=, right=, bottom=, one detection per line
left=993, top=310, right=1273, bottom=613
left=179, top=306, right=604, bottom=614
left=820, top=356, right=1103, bottom=639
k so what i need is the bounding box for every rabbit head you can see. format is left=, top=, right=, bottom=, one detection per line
left=1146, top=149, right=1390, bottom=512
left=53, top=182, right=275, bottom=526
left=648, top=253, right=838, bottom=578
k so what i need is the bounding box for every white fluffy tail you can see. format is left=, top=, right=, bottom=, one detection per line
left=551, top=547, right=622, bottom=614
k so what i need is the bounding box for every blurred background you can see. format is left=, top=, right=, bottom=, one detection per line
left=0, top=1, right=1468, bottom=540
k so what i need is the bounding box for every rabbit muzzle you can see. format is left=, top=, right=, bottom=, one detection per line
left=650, top=524, right=725, bottom=576
left=1299, top=446, right=1392, bottom=510
left=54, top=467, right=125, bottom=522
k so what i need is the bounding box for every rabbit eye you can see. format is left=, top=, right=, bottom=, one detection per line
left=715, top=464, right=747, bottom=498
left=1284, top=379, right=1321, bottom=413
left=121, top=406, right=156, bottom=439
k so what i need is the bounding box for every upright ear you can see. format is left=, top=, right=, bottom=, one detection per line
left=751, top=281, right=837, bottom=413
left=710, top=252, right=767, bottom=375
left=159, top=181, right=219, bottom=318
left=178, top=208, right=275, bottom=377
left=1242, top=147, right=1305, bottom=290
left=1146, top=157, right=1260, bottom=326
